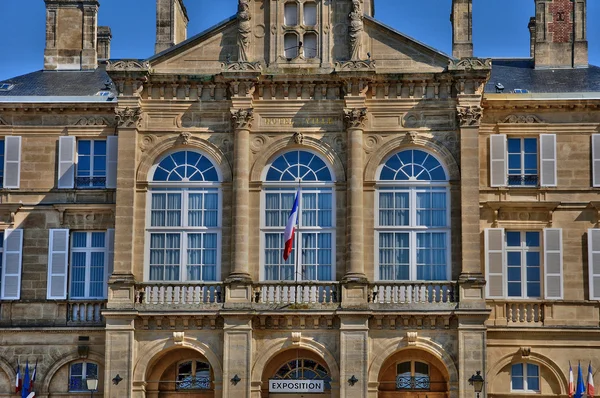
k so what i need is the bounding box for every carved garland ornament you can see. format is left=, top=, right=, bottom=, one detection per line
left=502, top=114, right=543, bottom=124
left=456, top=105, right=483, bottom=127
left=115, top=107, right=142, bottom=128
left=343, top=108, right=368, bottom=129
left=106, top=60, right=150, bottom=71
left=447, top=57, right=492, bottom=71
left=75, top=116, right=110, bottom=126
left=231, top=108, right=254, bottom=130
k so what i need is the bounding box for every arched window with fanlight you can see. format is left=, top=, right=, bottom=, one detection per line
left=146, top=150, right=221, bottom=282
left=376, top=149, right=450, bottom=281
left=261, top=150, right=335, bottom=281
left=176, top=359, right=212, bottom=390
left=272, top=358, right=332, bottom=390
left=396, top=361, right=430, bottom=390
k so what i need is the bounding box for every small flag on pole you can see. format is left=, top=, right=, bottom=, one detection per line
left=570, top=362, right=575, bottom=397
left=15, top=360, right=21, bottom=393
left=588, top=363, right=595, bottom=397
left=30, top=360, right=37, bottom=392
left=283, top=190, right=300, bottom=261
left=576, top=362, right=586, bottom=398
left=21, top=360, right=30, bottom=398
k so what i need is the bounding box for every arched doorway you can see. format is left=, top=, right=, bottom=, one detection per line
left=378, top=348, right=450, bottom=398
left=261, top=348, right=333, bottom=398
left=145, top=347, right=217, bottom=398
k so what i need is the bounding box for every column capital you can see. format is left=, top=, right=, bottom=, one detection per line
left=231, top=107, right=254, bottom=130
left=456, top=105, right=482, bottom=127
left=343, top=107, right=368, bottom=129
left=115, top=106, right=143, bottom=129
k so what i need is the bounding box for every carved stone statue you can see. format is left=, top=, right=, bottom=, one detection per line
left=348, top=0, right=363, bottom=60
left=237, top=0, right=252, bottom=62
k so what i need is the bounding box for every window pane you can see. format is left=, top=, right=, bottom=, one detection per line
left=304, top=32, right=318, bottom=58
left=284, top=2, right=298, bottom=25
left=284, top=33, right=298, bottom=59
left=303, top=2, right=317, bottom=25
left=511, top=363, right=524, bottom=390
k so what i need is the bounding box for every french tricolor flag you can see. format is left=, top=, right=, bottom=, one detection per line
left=570, top=362, right=575, bottom=397
left=283, top=190, right=300, bottom=261
left=15, top=360, right=21, bottom=393
left=588, top=363, right=595, bottom=397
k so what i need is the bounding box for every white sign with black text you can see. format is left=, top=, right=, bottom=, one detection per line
left=269, top=379, right=325, bottom=393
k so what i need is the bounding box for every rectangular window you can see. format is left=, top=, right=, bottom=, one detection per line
left=507, top=137, right=538, bottom=186
left=76, top=140, right=107, bottom=188
left=69, top=362, right=98, bottom=392
left=0, top=231, right=3, bottom=294
left=506, top=231, right=541, bottom=298
left=511, top=363, right=540, bottom=392
left=70, top=231, right=107, bottom=299
left=0, top=140, right=4, bottom=187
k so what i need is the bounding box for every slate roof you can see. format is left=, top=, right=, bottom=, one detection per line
left=0, top=64, right=117, bottom=98
left=485, top=58, right=600, bottom=94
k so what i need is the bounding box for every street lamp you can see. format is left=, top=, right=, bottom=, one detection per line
left=468, top=371, right=484, bottom=398
left=86, top=377, right=99, bottom=398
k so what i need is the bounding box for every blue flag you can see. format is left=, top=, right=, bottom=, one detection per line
left=575, top=362, right=586, bottom=398
left=21, top=360, right=30, bottom=398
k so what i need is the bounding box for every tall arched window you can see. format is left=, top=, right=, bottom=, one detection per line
left=262, top=150, right=335, bottom=281
left=272, top=358, right=332, bottom=390
left=376, top=149, right=450, bottom=281
left=146, top=150, right=221, bottom=281
left=177, top=359, right=211, bottom=390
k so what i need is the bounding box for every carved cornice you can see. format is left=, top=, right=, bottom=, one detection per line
left=231, top=108, right=254, bottom=130
left=343, top=108, right=368, bottom=129
left=457, top=105, right=483, bottom=127
left=106, top=60, right=150, bottom=72
left=501, top=114, right=544, bottom=124
left=448, top=57, right=492, bottom=71
left=115, top=107, right=142, bottom=128
left=74, top=116, right=112, bottom=126
left=222, top=61, right=262, bottom=71
left=335, top=60, right=376, bottom=71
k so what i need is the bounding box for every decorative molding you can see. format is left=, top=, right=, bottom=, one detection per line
left=250, top=134, right=268, bottom=154
left=369, top=314, right=452, bottom=330
left=335, top=60, right=376, bottom=71
left=222, top=61, right=262, bottom=71
left=293, top=131, right=304, bottom=145
left=140, top=134, right=156, bottom=152
left=520, top=346, right=531, bottom=357
left=74, top=116, right=111, bottom=126
left=447, top=57, right=492, bottom=71
left=456, top=105, right=483, bottom=127
left=0, top=117, right=9, bottom=126
left=343, top=108, right=368, bottom=129
left=486, top=201, right=560, bottom=227
left=0, top=204, right=22, bottom=225
left=407, top=331, right=418, bottom=346
left=115, top=107, right=142, bottom=128
left=106, top=60, right=150, bottom=72
left=405, top=131, right=418, bottom=144
left=291, top=331, right=302, bottom=345
left=502, top=114, right=543, bottom=124
left=231, top=108, right=254, bottom=130
left=179, top=132, right=192, bottom=145
left=53, top=204, right=115, bottom=229
left=173, top=331, right=185, bottom=345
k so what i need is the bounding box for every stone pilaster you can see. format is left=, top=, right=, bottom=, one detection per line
left=104, top=317, right=136, bottom=398
left=458, top=316, right=487, bottom=398
left=339, top=314, right=369, bottom=398
left=222, top=316, right=253, bottom=397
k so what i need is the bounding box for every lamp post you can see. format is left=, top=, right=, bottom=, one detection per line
left=468, top=371, right=484, bottom=398
left=86, top=377, right=99, bottom=398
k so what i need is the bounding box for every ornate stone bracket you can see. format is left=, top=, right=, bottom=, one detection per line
left=447, top=57, right=492, bottom=71
left=457, top=105, right=483, bottom=127
left=590, top=202, right=600, bottom=227
left=115, top=107, right=142, bottom=129
left=501, top=114, right=544, bottom=124
left=231, top=108, right=254, bottom=130
left=0, top=204, right=22, bottom=225
left=343, top=108, right=368, bottom=129
left=106, top=60, right=150, bottom=72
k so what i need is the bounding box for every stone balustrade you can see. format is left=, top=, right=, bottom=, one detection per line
left=253, top=281, right=339, bottom=305
left=368, top=281, right=458, bottom=304
left=67, top=301, right=106, bottom=325
left=504, top=302, right=544, bottom=325
left=137, top=282, right=223, bottom=305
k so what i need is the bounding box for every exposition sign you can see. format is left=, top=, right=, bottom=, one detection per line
left=268, top=379, right=325, bottom=393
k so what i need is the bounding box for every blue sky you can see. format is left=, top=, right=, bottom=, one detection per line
left=0, top=0, right=598, bottom=81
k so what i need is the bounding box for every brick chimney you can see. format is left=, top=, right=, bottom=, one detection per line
left=97, top=26, right=112, bottom=60
left=155, top=0, right=189, bottom=54
left=451, top=0, right=473, bottom=59
left=44, top=0, right=99, bottom=71
left=532, top=0, right=588, bottom=69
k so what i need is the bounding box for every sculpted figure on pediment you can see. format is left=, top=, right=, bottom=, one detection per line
left=237, top=0, right=252, bottom=62
left=349, top=0, right=363, bottom=60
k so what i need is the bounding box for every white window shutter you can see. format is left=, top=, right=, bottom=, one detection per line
left=540, top=134, right=557, bottom=187
left=47, top=229, right=69, bottom=300
left=490, top=134, right=507, bottom=187
left=106, top=136, right=118, bottom=189
left=544, top=228, right=563, bottom=299
left=58, top=136, right=76, bottom=189
left=3, top=136, right=21, bottom=189
left=592, top=135, right=600, bottom=187
left=1, top=229, right=23, bottom=300
left=588, top=229, right=600, bottom=300
left=106, top=228, right=115, bottom=297
left=485, top=228, right=505, bottom=298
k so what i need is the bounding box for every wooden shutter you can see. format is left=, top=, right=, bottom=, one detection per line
left=3, top=136, right=21, bottom=189
left=47, top=229, right=69, bottom=300
left=1, top=229, right=23, bottom=300
left=592, top=135, right=600, bottom=187
left=544, top=228, right=563, bottom=299
left=540, top=134, right=557, bottom=187
left=490, top=135, right=507, bottom=187
left=485, top=228, right=505, bottom=298
left=58, top=136, right=76, bottom=189
left=106, top=136, right=118, bottom=189
left=106, top=228, right=114, bottom=298
left=588, top=229, right=600, bottom=300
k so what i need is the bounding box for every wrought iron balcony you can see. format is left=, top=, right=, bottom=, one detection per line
left=75, top=176, right=107, bottom=189
left=396, top=375, right=430, bottom=390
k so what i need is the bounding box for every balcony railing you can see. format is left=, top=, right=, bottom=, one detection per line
left=137, top=282, right=223, bottom=305
left=369, top=282, right=458, bottom=305
left=504, top=301, right=544, bottom=325
left=67, top=300, right=105, bottom=325
left=254, top=281, right=339, bottom=305
left=396, top=375, right=431, bottom=390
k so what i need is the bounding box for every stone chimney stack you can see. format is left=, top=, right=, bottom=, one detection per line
left=97, top=26, right=112, bottom=60
left=533, top=0, right=588, bottom=69
left=528, top=17, right=536, bottom=58
left=451, top=0, right=473, bottom=58
left=44, top=0, right=99, bottom=71
left=155, top=0, right=189, bottom=54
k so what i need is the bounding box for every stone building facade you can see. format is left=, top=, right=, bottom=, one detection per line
left=0, top=0, right=598, bottom=397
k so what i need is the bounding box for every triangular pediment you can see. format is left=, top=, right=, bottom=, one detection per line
left=363, top=16, right=451, bottom=73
